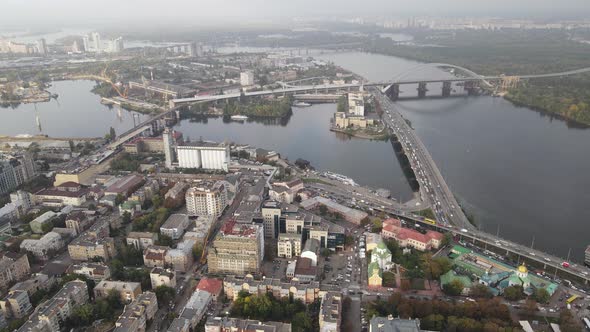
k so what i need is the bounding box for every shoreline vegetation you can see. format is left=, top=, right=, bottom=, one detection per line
left=360, top=30, right=590, bottom=126
left=330, top=127, right=391, bottom=140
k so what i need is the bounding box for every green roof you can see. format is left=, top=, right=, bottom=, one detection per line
left=368, top=262, right=382, bottom=278
left=440, top=270, right=472, bottom=288
left=451, top=245, right=471, bottom=255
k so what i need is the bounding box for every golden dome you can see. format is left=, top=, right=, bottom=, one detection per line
left=517, top=265, right=528, bottom=274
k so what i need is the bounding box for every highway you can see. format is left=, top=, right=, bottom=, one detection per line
left=373, top=87, right=472, bottom=230
left=169, top=64, right=590, bottom=106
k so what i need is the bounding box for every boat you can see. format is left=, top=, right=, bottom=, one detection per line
left=230, top=115, right=248, bottom=121
left=293, top=102, right=311, bottom=107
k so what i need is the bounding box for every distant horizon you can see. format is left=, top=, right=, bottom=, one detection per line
left=1, top=0, right=589, bottom=31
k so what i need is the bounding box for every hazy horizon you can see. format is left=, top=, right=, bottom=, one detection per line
left=1, top=0, right=589, bottom=31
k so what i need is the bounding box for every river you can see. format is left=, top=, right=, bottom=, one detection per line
left=0, top=80, right=149, bottom=138
left=1, top=51, right=587, bottom=262
left=317, top=52, right=590, bottom=262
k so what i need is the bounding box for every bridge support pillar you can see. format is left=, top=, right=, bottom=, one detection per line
left=464, top=81, right=479, bottom=96
left=386, top=84, right=400, bottom=101
left=417, top=82, right=428, bottom=98
left=442, top=81, right=452, bottom=97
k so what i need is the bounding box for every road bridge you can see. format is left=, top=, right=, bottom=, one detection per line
left=169, top=64, right=590, bottom=106
left=395, top=211, right=590, bottom=285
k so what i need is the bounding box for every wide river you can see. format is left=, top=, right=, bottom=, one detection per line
left=1, top=53, right=588, bottom=262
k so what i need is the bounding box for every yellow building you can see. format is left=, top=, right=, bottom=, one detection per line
left=368, top=262, right=383, bottom=287
left=333, top=112, right=374, bottom=129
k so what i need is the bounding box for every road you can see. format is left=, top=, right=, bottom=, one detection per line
left=373, top=88, right=471, bottom=229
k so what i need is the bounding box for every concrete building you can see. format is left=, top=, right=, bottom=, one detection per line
left=123, top=131, right=183, bottom=155
left=0, top=153, right=36, bottom=195
left=127, top=232, right=158, bottom=250
left=163, top=127, right=176, bottom=169
left=277, top=233, right=302, bottom=258
left=333, top=112, right=374, bottom=129
left=240, top=71, right=255, bottom=86
left=347, top=92, right=366, bottom=116
left=17, top=280, right=88, bottom=332
left=143, top=245, right=169, bottom=268
left=150, top=267, right=176, bottom=289
left=207, top=220, right=264, bottom=275
left=33, top=182, right=88, bottom=207
left=0, top=289, right=32, bottom=319
left=301, top=239, right=320, bottom=267
left=294, top=257, right=317, bottom=282
left=94, top=280, right=142, bottom=303
left=164, top=181, right=189, bottom=201
left=223, top=275, right=321, bottom=304
left=369, top=316, right=423, bottom=332
left=381, top=218, right=443, bottom=251
left=196, top=278, right=223, bottom=301
left=169, top=317, right=191, bottom=332
left=165, top=238, right=196, bottom=272
left=176, top=142, right=230, bottom=171
left=319, top=292, right=342, bottom=332
left=113, top=292, right=158, bottom=332
left=0, top=252, right=31, bottom=292
left=185, top=182, right=228, bottom=217
left=65, top=211, right=93, bottom=236
left=104, top=174, right=145, bottom=197
left=160, top=214, right=190, bottom=240
left=68, top=232, right=116, bottom=262
left=30, top=211, right=58, bottom=234
left=8, top=273, right=51, bottom=298
left=205, top=317, right=292, bottom=332
left=66, top=262, right=111, bottom=281
left=180, top=290, right=212, bottom=329
left=20, top=232, right=65, bottom=260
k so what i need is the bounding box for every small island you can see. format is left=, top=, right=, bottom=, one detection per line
left=330, top=93, right=390, bottom=140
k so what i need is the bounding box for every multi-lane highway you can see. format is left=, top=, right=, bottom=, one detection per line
left=373, top=88, right=472, bottom=230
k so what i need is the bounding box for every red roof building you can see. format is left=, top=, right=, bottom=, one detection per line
left=196, top=278, right=223, bottom=300
left=381, top=218, right=443, bottom=251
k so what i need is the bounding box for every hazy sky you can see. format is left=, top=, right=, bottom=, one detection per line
left=1, top=0, right=589, bottom=28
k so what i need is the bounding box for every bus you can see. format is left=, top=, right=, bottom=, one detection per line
left=582, top=317, right=590, bottom=330
left=566, top=295, right=579, bottom=304
left=423, top=218, right=437, bottom=225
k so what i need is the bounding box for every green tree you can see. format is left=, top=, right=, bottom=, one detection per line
left=40, top=220, right=54, bottom=233
left=110, top=127, right=116, bottom=140
left=71, top=304, right=95, bottom=326
left=533, top=288, right=550, bottom=304
left=106, top=289, right=123, bottom=309
left=155, top=285, right=176, bottom=308
left=470, top=284, right=492, bottom=298
left=503, top=285, right=525, bottom=301
left=157, top=234, right=174, bottom=247
left=192, top=243, right=203, bottom=261
left=442, top=279, right=464, bottom=296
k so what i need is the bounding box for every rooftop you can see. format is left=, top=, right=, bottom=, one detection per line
left=196, top=278, right=223, bottom=295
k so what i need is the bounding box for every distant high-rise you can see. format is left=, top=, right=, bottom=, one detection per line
left=91, top=32, right=101, bottom=52
left=82, top=35, right=89, bottom=52
left=163, top=127, right=175, bottom=169
left=36, top=38, right=47, bottom=55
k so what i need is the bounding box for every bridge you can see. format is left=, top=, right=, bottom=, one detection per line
left=372, top=86, right=590, bottom=284
left=169, top=63, right=590, bottom=107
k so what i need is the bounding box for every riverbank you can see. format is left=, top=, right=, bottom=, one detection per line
left=330, top=126, right=390, bottom=140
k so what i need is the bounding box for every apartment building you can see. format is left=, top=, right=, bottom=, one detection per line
left=113, top=292, right=158, bottom=332
left=277, top=233, right=302, bottom=258
left=223, top=275, right=321, bottom=304
left=185, top=182, right=228, bottom=217
left=94, top=280, right=142, bottom=304
left=126, top=232, right=158, bottom=250
left=150, top=267, right=176, bottom=289
left=207, top=220, right=264, bottom=275
left=0, top=252, right=30, bottom=292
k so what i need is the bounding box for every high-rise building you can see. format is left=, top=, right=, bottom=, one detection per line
left=91, top=32, right=101, bottom=52
left=207, top=220, right=264, bottom=275
left=348, top=92, right=365, bottom=116
left=185, top=182, right=228, bottom=217
left=0, top=153, right=36, bottom=195
left=82, top=35, right=89, bottom=52
left=36, top=38, right=47, bottom=55
left=163, top=127, right=175, bottom=169
left=240, top=71, right=255, bottom=86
